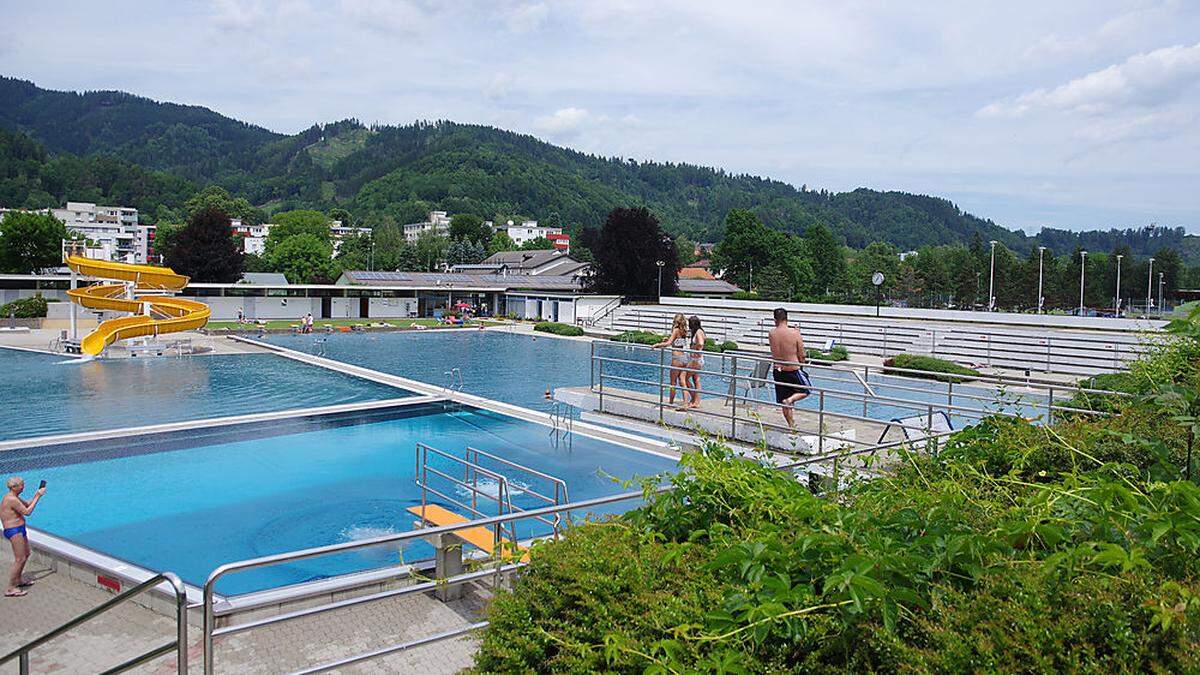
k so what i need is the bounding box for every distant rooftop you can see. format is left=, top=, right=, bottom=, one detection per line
left=238, top=272, right=289, bottom=285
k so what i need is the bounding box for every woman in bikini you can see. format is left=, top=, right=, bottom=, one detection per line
left=683, top=315, right=706, bottom=409
left=652, top=314, right=690, bottom=408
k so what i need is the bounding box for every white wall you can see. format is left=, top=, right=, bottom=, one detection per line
left=368, top=297, right=417, bottom=318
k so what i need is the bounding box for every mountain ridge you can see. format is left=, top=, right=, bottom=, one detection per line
left=0, top=76, right=1189, bottom=257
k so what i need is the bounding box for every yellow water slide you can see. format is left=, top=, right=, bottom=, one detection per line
left=65, top=256, right=211, bottom=356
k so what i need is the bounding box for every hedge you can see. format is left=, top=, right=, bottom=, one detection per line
left=611, top=330, right=664, bottom=345
left=533, top=321, right=584, bottom=337
left=472, top=310, right=1200, bottom=672
left=0, top=295, right=48, bottom=318
left=807, top=344, right=849, bottom=361
left=884, top=353, right=980, bottom=382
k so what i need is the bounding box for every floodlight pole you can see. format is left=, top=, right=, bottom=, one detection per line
left=1078, top=250, right=1087, bottom=315
left=1036, top=246, right=1045, bottom=314
left=656, top=260, right=664, bottom=302
left=987, top=240, right=997, bottom=311
left=1114, top=254, right=1123, bottom=316
left=1145, top=257, right=1155, bottom=317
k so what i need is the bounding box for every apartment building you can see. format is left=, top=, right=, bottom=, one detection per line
left=403, top=211, right=452, bottom=243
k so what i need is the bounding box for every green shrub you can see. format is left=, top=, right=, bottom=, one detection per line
left=719, top=340, right=738, bottom=352
left=701, top=338, right=739, bottom=353
left=533, top=321, right=584, bottom=337
left=611, top=330, right=664, bottom=345
left=0, top=294, right=48, bottom=318
left=884, top=353, right=980, bottom=382
left=730, top=291, right=760, bottom=300
left=807, top=344, right=849, bottom=361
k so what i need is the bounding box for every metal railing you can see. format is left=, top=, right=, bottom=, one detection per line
left=415, top=442, right=520, bottom=547
left=582, top=297, right=623, bottom=328
left=1, top=572, right=188, bottom=675
left=201, top=488, right=655, bottom=674
left=589, top=342, right=1126, bottom=453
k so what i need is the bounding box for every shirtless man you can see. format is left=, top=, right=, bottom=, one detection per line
left=768, top=307, right=811, bottom=430
left=2, top=476, right=45, bottom=597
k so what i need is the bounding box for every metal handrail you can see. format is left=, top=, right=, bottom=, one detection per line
left=1, top=572, right=188, bottom=675
left=416, top=442, right=519, bottom=545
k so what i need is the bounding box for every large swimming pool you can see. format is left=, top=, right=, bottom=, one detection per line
left=264, top=331, right=1049, bottom=425
left=0, top=348, right=411, bottom=441
left=3, top=404, right=675, bottom=594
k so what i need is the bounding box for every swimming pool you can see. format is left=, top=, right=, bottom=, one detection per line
left=0, top=348, right=411, bottom=441
left=264, top=331, right=1050, bottom=426
left=3, top=404, right=676, bottom=594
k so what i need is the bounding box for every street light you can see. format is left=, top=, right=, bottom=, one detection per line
left=987, top=240, right=997, bottom=311
left=655, top=260, right=665, bottom=302
left=1159, top=271, right=1165, bottom=318
left=1146, top=257, right=1155, bottom=317
left=1078, top=250, right=1087, bottom=315
left=1113, top=254, right=1123, bottom=316
left=975, top=271, right=981, bottom=309
left=1036, top=246, right=1046, bottom=314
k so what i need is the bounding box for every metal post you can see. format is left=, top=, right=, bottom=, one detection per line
left=658, top=347, right=665, bottom=424
left=597, top=358, right=604, bottom=414
left=203, top=589, right=214, bottom=675
left=175, top=576, right=189, bottom=674
left=589, top=340, right=595, bottom=390
left=20, top=652, right=29, bottom=674
left=817, top=390, right=826, bottom=454
left=947, top=381, right=953, bottom=409
left=729, top=355, right=738, bottom=436
left=69, top=265, right=78, bottom=342
left=1047, top=387, right=1055, bottom=425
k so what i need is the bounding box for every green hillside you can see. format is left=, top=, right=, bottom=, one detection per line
left=0, top=76, right=1190, bottom=256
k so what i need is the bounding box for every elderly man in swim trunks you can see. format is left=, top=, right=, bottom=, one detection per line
left=768, top=307, right=811, bottom=430
left=2, top=476, right=45, bottom=597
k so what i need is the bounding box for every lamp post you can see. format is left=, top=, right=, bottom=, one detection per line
left=1159, top=271, right=1165, bottom=318
left=1078, top=250, right=1087, bottom=315
left=1036, top=246, right=1046, bottom=314
left=974, top=271, right=981, bottom=309
left=872, top=272, right=885, bottom=317
left=1146, top=257, right=1155, bottom=317
left=987, top=240, right=997, bottom=311
left=655, top=260, right=664, bottom=302
left=1113, top=254, right=1123, bottom=316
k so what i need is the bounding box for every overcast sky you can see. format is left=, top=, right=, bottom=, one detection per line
left=2, top=1, right=1198, bottom=233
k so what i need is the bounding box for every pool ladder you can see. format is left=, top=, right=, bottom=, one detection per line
left=548, top=400, right=576, bottom=450
left=442, top=368, right=464, bottom=411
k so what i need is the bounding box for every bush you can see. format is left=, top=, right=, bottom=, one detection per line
left=730, top=291, right=760, bottom=300
left=0, top=294, right=48, bottom=318
left=611, top=330, right=664, bottom=345
left=702, top=338, right=739, bottom=353
left=533, top=321, right=584, bottom=337
left=884, top=353, right=980, bottom=382
left=807, top=344, right=849, bottom=361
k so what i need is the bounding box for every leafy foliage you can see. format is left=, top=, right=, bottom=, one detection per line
left=611, top=330, right=665, bottom=345
left=0, top=294, right=48, bottom=318
left=533, top=321, right=584, bottom=337
left=268, top=233, right=338, bottom=284
left=884, top=353, right=981, bottom=382
left=590, top=207, right=679, bottom=297
left=0, top=210, right=68, bottom=273
left=163, top=206, right=243, bottom=282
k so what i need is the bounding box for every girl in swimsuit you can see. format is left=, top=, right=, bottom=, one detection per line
left=684, top=315, right=706, bottom=409
left=652, top=314, right=690, bottom=408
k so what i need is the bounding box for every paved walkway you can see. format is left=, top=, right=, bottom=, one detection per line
left=1, top=545, right=484, bottom=673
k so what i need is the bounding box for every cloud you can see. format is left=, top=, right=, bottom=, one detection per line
left=981, top=41, right=1200, bottom=117
left=505, top=2, right=549, bottom=33
left=534, top=107, right=590, bottom=135
left=1073, top=109, right=1194, bottom=144
left=338, top=0, right=432, bottom=36
left=210, top=0, right=267, bottom=31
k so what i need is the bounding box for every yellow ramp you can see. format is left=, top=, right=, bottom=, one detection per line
left=65, top=256, right=210, bottom=356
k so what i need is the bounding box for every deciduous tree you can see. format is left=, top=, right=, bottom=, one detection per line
left=164, top=206, right=243, bottom=282
left=590, top=207, right=678, bottom=297
left=0, top=211, right=69, bottom=273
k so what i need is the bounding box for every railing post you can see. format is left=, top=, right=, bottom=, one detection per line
left=19, top=652, right=28, bottom=675
left=598, top=357, right=604, bottom=414
left=658, top=347, right=665, bottom=424
left=203, top=582, right=215, bottom=675
left=589, top=340, right=595, bottom=390
left=172, top=575, right=189, bottom=675
left=729, top=356, right=738, bottom=437
left=1047, top=386, right=1055, bottom=425
left=818, top=390, right=826, bottom=454
left=947, top=381, right=954, bottom=409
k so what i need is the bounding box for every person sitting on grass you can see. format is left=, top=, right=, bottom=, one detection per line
left=3, top=476, right=46, bottom=598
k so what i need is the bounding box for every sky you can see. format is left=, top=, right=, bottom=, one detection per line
left=2, top=0, right=1199, bottom=234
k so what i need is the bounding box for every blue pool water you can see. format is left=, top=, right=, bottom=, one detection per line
left=0, top=348, right=411, bottom=441
left=5, top=405, right=676, bottom=594
left=265, top=331, right=1049, bottom=425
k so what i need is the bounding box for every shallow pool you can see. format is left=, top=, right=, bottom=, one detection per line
left=3, top=404, right=676, bottom=594
left=0, top=348, right=411, bottom=441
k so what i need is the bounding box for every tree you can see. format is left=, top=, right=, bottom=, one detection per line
left=590, top=207, right=678, bottom=296
left=266, top=210, right=330, bottom=254
left=803, top=223, right=845, bottom=296
left=449, top=214, right=490, bottom=244
left=164, top=206, right=243, bottom=282
left=153, top=221, right=182, bottom=264
left=711, top=209, right=811, bottom=296
left=268, top=234, right=338, bottom=283
left=335, top=232, right=374, bottom=270
left=328, top=207, right=352, bottom=225
left=0, top=212, right=69, bottom=273
left=675, top=235, right=697, bottom=266
left=185, top=186, right=262, bottom=224
left=521, top=236, right=554, bottom=251
left=414, top=231, right=449, bottom=271
left=487, top=231, right=517, bottom=255
left=447, top=238, right=486, bottom=265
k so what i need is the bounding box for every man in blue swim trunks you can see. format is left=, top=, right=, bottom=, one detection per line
left=768, top=307, right=811, bottom=430
left=2, top=476, right=45, bottom=597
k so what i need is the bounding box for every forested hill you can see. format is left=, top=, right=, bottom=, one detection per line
left=0, top=76, right=1188, bottom=256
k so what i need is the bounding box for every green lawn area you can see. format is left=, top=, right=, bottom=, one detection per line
left=206, top=318, right=459, bottom=331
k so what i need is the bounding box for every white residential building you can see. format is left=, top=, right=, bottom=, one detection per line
left=505, top=220, right=563, bottom=247
left=330, top=220, right=372, bottom=256
left=231, top=219, right=272, bottom=256
left=1, top=202, right=152, bottom=263
left=403, top=211, right=451, bottom=243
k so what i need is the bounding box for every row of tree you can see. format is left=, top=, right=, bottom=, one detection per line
left=707, top=209, right=1194, bottom=311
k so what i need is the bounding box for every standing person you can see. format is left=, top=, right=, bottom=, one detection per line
left=236, top=307, right=245, bottom=324
left=2, top=476, right=45, bottom=597
left=652, top=314, right=690, bottom=409
left=683, top=316, right=707, bottom=409
left=304, top=313, right=314, bottom=334
left=768, top=307, right=811, bottom=430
